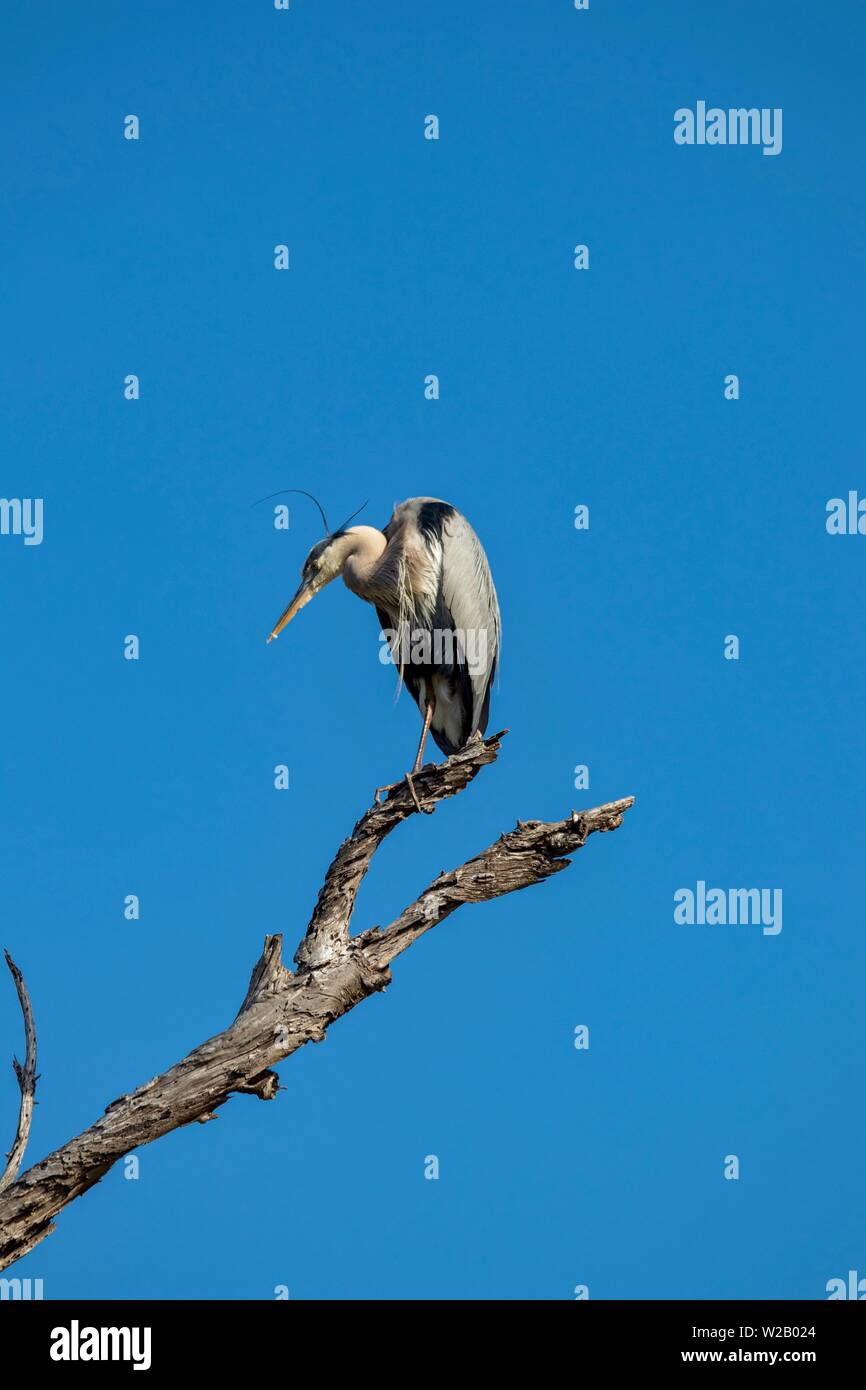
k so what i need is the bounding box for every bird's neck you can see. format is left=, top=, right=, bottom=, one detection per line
left=341, top=526, right=388, bottom=600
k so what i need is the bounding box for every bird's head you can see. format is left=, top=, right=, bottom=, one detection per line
left=267, top=532, right=354, bottom=642
left=262, top=490, right=370, bottom=642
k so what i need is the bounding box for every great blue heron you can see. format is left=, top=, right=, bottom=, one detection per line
left=267, top=497, right=501, bottom=810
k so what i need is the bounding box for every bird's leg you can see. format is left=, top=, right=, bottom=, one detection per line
left=403, top=699, right=436, bottom=812
left=374, top=700, right=436, bottom=813
left=412, top=698, right=435, bottom=775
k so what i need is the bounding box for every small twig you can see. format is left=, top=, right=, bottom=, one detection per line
left=0, top=952, right=38, bottom=1194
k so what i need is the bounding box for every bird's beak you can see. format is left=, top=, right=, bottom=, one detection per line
left=267, top=579, right=316, bottom=642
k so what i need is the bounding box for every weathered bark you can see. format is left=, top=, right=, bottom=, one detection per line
left=0, top=732, right=633, bottom=1271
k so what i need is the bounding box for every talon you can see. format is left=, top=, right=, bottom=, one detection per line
left=372, top=773, right=433, bottom=814
left=404, top=772, right=423, bottom=814
left=373, top=780, right=401, bottom=805
left=406, top=772, right=435, bottom=814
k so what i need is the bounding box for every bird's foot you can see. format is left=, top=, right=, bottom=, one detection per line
left=405, top=771, right=433, bottom=814
left=374, top=772, right=433, bottom=814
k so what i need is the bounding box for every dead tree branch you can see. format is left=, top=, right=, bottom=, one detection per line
left=0, top=732, right=633, bottom=1271
left=0, top=952, right=38, bottom=1195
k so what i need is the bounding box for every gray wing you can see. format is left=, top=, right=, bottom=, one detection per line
left=439, top=509, right=501, bottom=734
left=379, top=498, right=501, bottom=746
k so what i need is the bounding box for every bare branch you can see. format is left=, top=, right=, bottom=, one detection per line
left=366, top=797, right=635, bottom=967
left=0, top=736, right=633, bottom=1272
left=294, top=730, right=505, bottom=969
left=0, top=952, right=38, bottom=1195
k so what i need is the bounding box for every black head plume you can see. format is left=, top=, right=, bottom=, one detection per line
left=252, top=488, right=331, bottom=534
left=332, top=500, right=369, bottom=535
left=252, top=489, right=368, bottom=538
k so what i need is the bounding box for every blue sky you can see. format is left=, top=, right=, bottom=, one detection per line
left=1, top=1, right=864, bottom=1300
